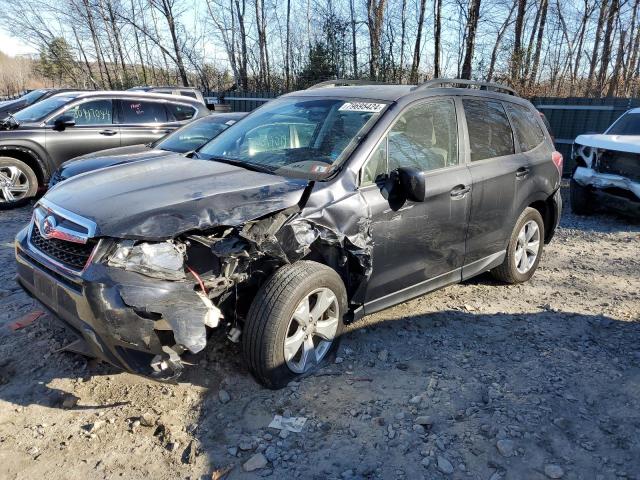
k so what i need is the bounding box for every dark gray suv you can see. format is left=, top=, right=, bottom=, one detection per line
left=15, top=79, right=562, bottom=388
left=0, top=91, right=208, bottom=208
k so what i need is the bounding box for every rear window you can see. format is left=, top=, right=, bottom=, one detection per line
left=504, top=102, right=545, bottom=152
left=118, top=100, right=167, bottom=124
left=167, top=103, right=196, bottom=121
left=463, top=98, right=515, bottom=161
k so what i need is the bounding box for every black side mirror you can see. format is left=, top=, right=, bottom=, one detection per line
left=53, top=115, right=76, bottom=131
left=397, top=166, right=427, bottom=202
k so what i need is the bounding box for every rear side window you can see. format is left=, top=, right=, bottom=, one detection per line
left=463, top=98, right=514, bottom=161
left=65, top=99, right=113, bottom=125
left=118, top=100, right=167, bottom=124
left=167, top=103, right=197, bottom=121
left=504, top=102, right=545, bottom=152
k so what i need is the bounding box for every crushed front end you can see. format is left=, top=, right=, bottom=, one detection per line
left=572, top=142, right=640, bottom=206
left=15, top=193, right=373, bottom=381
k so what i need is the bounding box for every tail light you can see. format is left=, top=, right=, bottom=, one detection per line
left=552, top=151, right=563, bottom=176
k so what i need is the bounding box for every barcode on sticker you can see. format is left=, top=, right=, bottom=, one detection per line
left=339, top=102, right=386, bottom=113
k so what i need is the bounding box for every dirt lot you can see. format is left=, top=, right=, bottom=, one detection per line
left=0, top=188, right=639, bottom=480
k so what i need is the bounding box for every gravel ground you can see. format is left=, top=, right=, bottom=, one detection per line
left=0, top=188, right=639, bottom=480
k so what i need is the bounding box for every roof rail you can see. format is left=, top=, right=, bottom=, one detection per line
left=413, top=78, right=518, bottom=96
left=306, top=79, right=390, bottom=90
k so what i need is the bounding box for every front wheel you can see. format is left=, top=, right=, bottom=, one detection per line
left=0, top=157, right=38, bottom=209
left=243, top=261, right=347, bottom=389
left=491, top=207, right=545, bottom=284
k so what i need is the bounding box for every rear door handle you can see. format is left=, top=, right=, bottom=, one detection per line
left=516, top=167, right=530, bottom=178
left=450, top=184, right=471, bottom=199
left=99, top=129, right=118, bottom=136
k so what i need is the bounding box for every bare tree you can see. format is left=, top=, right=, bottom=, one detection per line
left=367, top=0, right=387, bottom=79
left=461, top=0, right=482, bottom=79
left=409, top=0, right=427, bottom=83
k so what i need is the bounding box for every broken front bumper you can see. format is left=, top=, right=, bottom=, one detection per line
left=574, top=166, right=640, bottom=201
left=14, top=227, right=204, bottom=381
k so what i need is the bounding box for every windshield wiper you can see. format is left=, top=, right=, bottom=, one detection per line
left=205, top=155, right=274, bottom=174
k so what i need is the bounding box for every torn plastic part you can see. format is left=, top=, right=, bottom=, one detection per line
left=150, top=345, right=184, bottom=379
left=574, top=143, right=596, bottom=168
left=118, top=282, right=211, bottom=353
left=108, top=241, right=187, bottom=280
left=574, top=166, right=640, bottom=199
left=196, top=291, right=223, bottom=328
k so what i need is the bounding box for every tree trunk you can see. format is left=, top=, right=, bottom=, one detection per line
left=367, top=0, right=387, bottom=80
left=607, top=25, right=626, bottom=96
left=349, top=0, right=358, bottom=77
left=399, top=0, right=407, bottom=82
left=510, top=0, right=527, bottom=83
left=487, top=0, right=517, bottom=82
left=461, top=0, right=482, bottom=79
left=285, top=0, right=291, bottom=90
left=585, top=0, right=609, bottom=94
left=409, top=0, right=427, bottom=83
left=234, top=0, right=248, bottom=89
left=528, top=0, right=549, bottom=87
left=433, top=0, right=442, bottom=78
left=596, top=0, right=619, bottom=95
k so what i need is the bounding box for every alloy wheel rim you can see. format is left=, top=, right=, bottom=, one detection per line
left=515, top=220, right=540, bottom=274
left=0, top=165, right=30, bottom=203
left=284, top=287, right=339, bottom=374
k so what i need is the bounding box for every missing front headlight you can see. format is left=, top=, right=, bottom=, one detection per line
left=108, top=241, right=186, bottom=280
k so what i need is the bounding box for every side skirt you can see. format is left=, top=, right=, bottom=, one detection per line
left=461, top=250, right=506, bottom=281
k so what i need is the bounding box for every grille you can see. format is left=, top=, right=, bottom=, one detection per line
left=29, top=223, right=97, bottom=271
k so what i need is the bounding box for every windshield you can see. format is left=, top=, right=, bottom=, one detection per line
left=198, top=97, right=388, bottom=179
left=155, top=117, right=234, bottom=153
left=13, top=95, right=78, bottom=122
left=20, top=89, right=48, bottom=104
left=607, top=112, right=640, bottom=135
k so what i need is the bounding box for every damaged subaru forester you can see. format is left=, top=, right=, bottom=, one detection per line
left=15, top=79, right=562, bottom=389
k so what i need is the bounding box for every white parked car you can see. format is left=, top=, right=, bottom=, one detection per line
left=571, top=107, right=640, bottom=215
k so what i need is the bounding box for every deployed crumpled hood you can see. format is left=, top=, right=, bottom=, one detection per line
left=57, top=144, right=166, bottom=180
left=575, top=134, right=640, bottom=154
left=44, top=154, right=309, bottom=240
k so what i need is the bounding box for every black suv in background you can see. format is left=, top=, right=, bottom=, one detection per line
left=49, top=112, right=246, bottom=187
left=0, top=91, right=208, bottom=208
left=16, top=79, right=562, bottom=388
left=0, top=88, right=79, bottom=118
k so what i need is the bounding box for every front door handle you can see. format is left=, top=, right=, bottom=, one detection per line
left=99, top=129, right=118, bottom=136
left=516, top=167, right=530, bottom=178
left=450, top=184, right=471, bottom=199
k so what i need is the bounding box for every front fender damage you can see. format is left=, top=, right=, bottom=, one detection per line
left=106, top=186, right=374, bottom=380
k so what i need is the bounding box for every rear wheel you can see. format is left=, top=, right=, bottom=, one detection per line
left=491, top=207, right=545, bottom=284
left=0, top=157, right=38, bottom=209
left=570, top=178, right=593, bottom=215
left=243, top=261, right=347, bottom=389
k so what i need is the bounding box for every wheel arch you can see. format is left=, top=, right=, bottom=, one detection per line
left=0, top=145, right=51, bottom=187
left=528, top=195, right=559, bottom=244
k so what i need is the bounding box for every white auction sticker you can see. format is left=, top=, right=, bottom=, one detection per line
left=339, top=102, right=386, bottom=113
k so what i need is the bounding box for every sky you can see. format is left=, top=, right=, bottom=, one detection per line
left=0, top=28, right=37, bottom=57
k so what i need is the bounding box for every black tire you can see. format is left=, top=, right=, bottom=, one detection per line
left=243, top=260, right=348, bottom=389
left=570, top=178, right=593, bottom=215
left=0, top=157, right=38, bottom=209
left=491, top=207, right=545, bottom=284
